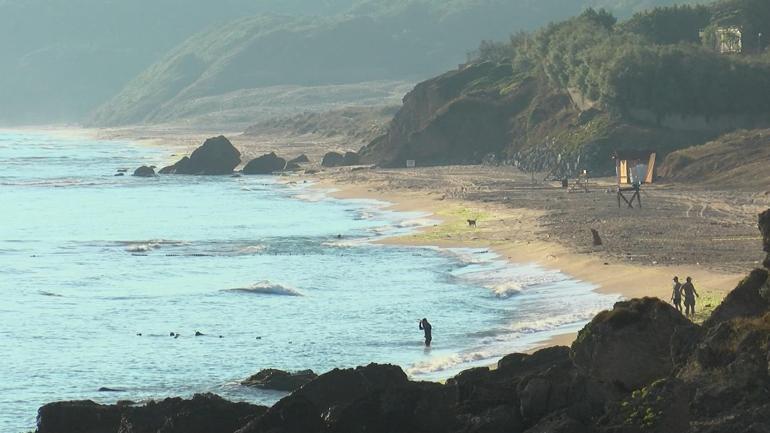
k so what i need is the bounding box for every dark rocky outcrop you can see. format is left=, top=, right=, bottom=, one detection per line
left=242, top=152, right=287, bottom=175
left=321, top=151, right=361, bottom=167
left=241, top=369, right=317, bottom=392
left=321, top=151, right=346, bottom=167
left=132, top=166, right=156, bottom=177
left=343, top=151, right=360, bottom=166
left=288, top=154, right=310, bottom=165
left=571, top=297, right=697, bottom=392
left=37, top=393, right=266, bottom=433
left=160, top=136, right=240, bottom=175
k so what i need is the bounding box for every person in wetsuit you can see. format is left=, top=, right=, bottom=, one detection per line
left=419, top=318, right=432, bottom=347
left=670, top=276, right=683, bottom=313
left=682, top=277, right=699, bottom=317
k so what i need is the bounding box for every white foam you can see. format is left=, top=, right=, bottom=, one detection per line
left=407, top=350, right=494, bottom=376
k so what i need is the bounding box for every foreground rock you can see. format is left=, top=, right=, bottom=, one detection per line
left=241, top=369, right=317, bottom=392
left=132, top=166, right=156, bottom=177
left=242, top=152, right=287, bottom=175
left=571, top=297, right=698, bottom=391
left=159, top=136, right=241, bottom=175
left=37, top=393, right=266, bottom=433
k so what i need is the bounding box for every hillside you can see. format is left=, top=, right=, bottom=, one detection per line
left=660, top=129, right=770, bottom=187
left=360, top=0, right=770, bottom=175
left=87, top=0, right=699, bottom=127
left=0, top=0, right=370, bottom=125
left=244, top=105, right=400, bottom=146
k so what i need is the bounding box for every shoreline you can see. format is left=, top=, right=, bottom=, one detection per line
left=309, top=175, right=746, bottom=350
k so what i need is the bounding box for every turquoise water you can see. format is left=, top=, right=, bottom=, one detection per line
left=0, top=132, right=617, bottom=432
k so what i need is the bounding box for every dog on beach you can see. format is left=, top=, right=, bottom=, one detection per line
left=467, top=219, right=477, bottom=228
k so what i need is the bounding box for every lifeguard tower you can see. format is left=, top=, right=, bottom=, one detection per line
left=613, top=150, right=656, bottom=208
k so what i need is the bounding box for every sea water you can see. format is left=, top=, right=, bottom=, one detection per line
left=0, top=132, right=618, bottom=432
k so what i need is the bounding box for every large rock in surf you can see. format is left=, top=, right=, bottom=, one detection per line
left=159, top=136, right=240, bottom=175
left=571, top=297, right=697, bottom=392
left=242, top=152, right=287, bottom=175
left=132, top=166, right=156, bottom=177
left=37, top=393, right=266, bottom=433
left=241, top=369, right=317, bottom=392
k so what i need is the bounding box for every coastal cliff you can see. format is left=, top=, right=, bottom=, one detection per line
left=35, top=211, right=770, bottom=433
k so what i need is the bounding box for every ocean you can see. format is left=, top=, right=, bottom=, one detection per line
left=0, top=131, right=618, bottom=433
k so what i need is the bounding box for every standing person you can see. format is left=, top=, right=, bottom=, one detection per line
left=670, top=276, right=683, bottom=313
left=419, top=318, right=432, bottom=347
left=682, top=277, right=699, bottom=317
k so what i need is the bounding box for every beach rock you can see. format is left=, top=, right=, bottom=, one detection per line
left=285, top=162, right=302, bottom=171
left=160, top=136, right=240, bottom=175
left=679, top=314, right=770, bottom=414
left=325, top=381, right=457, bottom=433
left=37, top=400, right=122, bottom=433
left=571, top=298, right=696, bottom=392
left=293, top=363, right=409, bottom=412
left=343, top=151, right=360, bottom=165
left=524, top=411, right=588, bottom=433
left=704, top=269, right=770, bottom=327
left=321, top=151, right=346, bottom=167
left=132, top=166, right=156, bottom=177
left=596, top=378, right=691, bottom=433
left=242, top=152, right=287, bottom=175
left=114, top=172, right=125, bottom=176
left=235, top=395, right=323, bottom=433
left=241, top=369, right=317, bottom=392
left=288, top=154, right=310, bottom=165
left=37, top=393, right=266, bottom=433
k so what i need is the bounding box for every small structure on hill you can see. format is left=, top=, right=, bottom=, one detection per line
left=715, top=26, right=743, bottom=54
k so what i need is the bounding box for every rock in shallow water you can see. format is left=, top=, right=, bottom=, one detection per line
left=132, top=166, right=156, bottom=177
left=242, top=152, right=287, bottom=175
left=160, top=136, right=240, bottom=175
left=241, top=368, right=317, bottom=392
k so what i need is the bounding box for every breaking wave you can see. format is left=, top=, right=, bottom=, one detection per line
left=224, top=281, right=303, bottom=297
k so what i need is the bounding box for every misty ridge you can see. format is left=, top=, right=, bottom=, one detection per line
left=0, top=0, right=700, bottom=126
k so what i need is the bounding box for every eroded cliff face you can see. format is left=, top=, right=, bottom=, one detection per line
left=359, top=61, right=712, bottom=175
left=359, top=62, right=526, bottom=167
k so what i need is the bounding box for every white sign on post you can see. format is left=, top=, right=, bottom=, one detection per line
left=406, top=160, right=416, bottom=168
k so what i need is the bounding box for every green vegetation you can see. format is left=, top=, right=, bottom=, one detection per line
left=474, top=0, right=770, bottom=120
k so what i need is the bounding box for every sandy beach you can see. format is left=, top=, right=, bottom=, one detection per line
left=306, top=164, right=769, bottom=347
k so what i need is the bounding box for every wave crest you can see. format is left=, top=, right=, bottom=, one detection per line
left=225, top=281, right=303, bottom=297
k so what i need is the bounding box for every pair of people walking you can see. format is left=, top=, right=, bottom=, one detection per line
left=671, top=276, right=699, bottom=317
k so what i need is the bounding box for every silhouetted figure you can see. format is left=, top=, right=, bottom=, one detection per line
left=670, top=276, right=682, bottom=313
left=419, top=318, right=432, bottom=347
left=682, top=277, right=699, bottom=317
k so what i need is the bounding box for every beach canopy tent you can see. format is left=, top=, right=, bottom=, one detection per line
left=613, top=150, right=656, bottom=185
